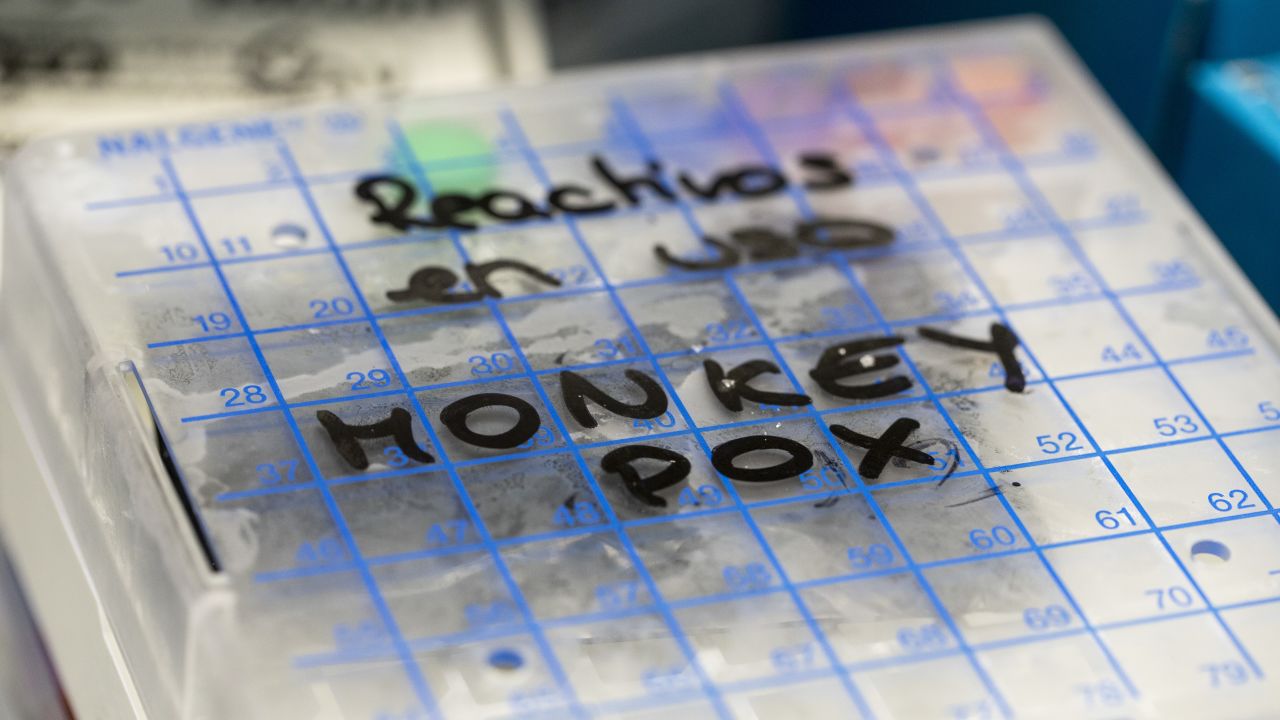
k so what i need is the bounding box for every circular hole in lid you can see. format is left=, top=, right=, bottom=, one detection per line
left=1191, top=539, right=1231, bottom=564
left=487, top=648, right=524, bottom=672
left=271, top=222, right=309, bottom=249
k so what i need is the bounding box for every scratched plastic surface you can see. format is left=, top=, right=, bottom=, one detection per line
left=3, top=19, right=1280, bottom=720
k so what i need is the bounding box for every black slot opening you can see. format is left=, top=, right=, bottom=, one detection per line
left=153, top=422, right=221, bottom=573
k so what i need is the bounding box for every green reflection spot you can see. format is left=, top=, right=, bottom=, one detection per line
left=394, top=121, right=494, bottom=195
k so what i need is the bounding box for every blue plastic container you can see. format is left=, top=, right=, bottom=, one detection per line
left=1202, top=0, right=1280, bottom=60
left=1180, top=55, right=1280, bottom=309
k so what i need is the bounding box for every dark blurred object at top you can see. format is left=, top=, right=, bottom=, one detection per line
left=544, top=0, right=785, bottom=66
left=0, top=0, right=547, bottom=151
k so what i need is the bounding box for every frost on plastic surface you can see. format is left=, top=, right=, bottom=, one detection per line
left=3, top=19, right=1280, bottom=720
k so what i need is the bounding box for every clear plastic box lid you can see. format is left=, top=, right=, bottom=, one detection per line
left=3, top=18, right=1280, bottom=720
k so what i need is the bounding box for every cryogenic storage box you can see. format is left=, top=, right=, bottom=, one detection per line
left=3, top=18, right=1280, bottom=720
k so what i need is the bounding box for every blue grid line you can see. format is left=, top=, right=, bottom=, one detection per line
left=331, top=126, right=593, bottom=720
left=831, top=73, right=1144, bottom=700
left=147, top=333, right=244, bottom=348
left=116, top=223, right=912, bottom=281
left=947, top=67, right=1280, bottom=524
left=403, top=622, right=537, bottom=656
left=104, top=121, right=1126, bottom=276
left=251, top=467, right=1280, bottom=587
left=939, top=63, right=1272, bottom=679
left=174, top=337, right=1252, bottom=427
left=1067, top=213, right=1152, bottom=233
left=716, top=79, right=1022, bottom=718
left=276, top=138, right=517, bottom=712
left=498, top=106, right=741, bottom=720
left=290, top=524, right=1280, bottom=673
left=402, top=114, right=759, bottom=718
left=134, top=236, right=1201, bottom=360
left=216, top=244, right=334, bottom=267
left=213, top=396, right=1280, bottom=511
left=659, top=131, right=951, bottom=701
left=530, top=99, right=887, bottom=716
left=209, top=389, right=1269, bottom=530
left=86, top=54, right=1280, bottom=719
left=78, top=132, right=946, bottom=212
left=157, top=155, right=445, bottom=719
left=479, top=301, right=732, bottom=719
left=290, top=556, right=1280, bottom=720
left=955, top=211, right=1149, bottom=246
left=332, top=223, right=931, bottom=270
left=85, top=87, right=1085, bottom=212
left=110, top=196, right=1150, bottom=285
left=132, top=79, right=1280, bottom=717
left=494, top=604, right=1280, bottom=708
left=995, top=280, right=1202, bottom=313
left=607, top=93, right=886, bottom=720
left=483, top=576, right=1280, bottom=720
